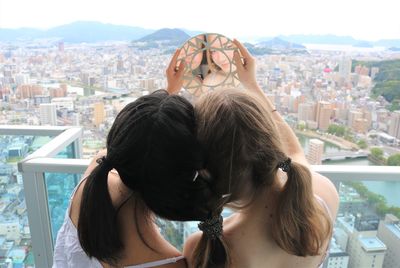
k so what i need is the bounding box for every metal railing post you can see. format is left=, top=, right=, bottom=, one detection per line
left=21, top=172, right=53, bottom=268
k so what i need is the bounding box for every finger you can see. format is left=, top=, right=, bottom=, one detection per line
left=233, top=39, right=252, bottom=59
left=168, top=48, right=181, bottom=71
left=176, top=60, right=186, bottom=79
left=233, top=50, right=245, bottom=72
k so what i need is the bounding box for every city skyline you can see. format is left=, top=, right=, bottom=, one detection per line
left=1, top=19, right=400, bottom=266
left=1, top=0, right=400, bottom=41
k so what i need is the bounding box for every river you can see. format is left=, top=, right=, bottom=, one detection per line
left=297, top=134, right=400, bottom=207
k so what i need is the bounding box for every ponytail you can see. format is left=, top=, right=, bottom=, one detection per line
left=192, top=210, right=230, bottom=268
left=271, top=160, right=332, bottom=256
left=77, top=157, right=122, bottom=265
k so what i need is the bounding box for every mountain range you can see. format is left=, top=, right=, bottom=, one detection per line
left=1, top=21, right=400, bottom=47
left=136, top=28, right=190, bottom=46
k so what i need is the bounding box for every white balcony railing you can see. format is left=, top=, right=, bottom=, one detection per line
left=1, top=125, right=399, bottom=267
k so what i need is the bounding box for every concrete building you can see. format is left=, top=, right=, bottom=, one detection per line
left=377, top=214, right=400, bottom=268
left=39, top=103, right=57, bottom=126
left=350, top=237, right=386, bottom=268
left=388, top=111, right=400, bottom=139
left=16, top=84, right=43, bottom=99
left=354, top=118, right=368, bottom=133
left=51, top=97, right=74, bottom=111
left=93, top=102, right=105, bottom=127
left=49, top=87, right=67, bottom=98
left=337, top=215, right=387, bottom=268
left=307, top=139, right=324, bottom=165
left=316, top=101, right=332, bottom=131
left=371, top=67, right=379, bottom=80
left=0, top=215, right=21, bottom=241
left=354, top=65, right=370, bottom=76
left=348, top=110, right=363, bottom=129
left=298, top=102, right=316, bottom=122
left=339, top=56, right=352, bottom=83
left=325, top=236, right=350, bottom=268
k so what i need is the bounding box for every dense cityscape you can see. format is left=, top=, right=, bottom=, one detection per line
left=0, top=29, right=400, bottom=267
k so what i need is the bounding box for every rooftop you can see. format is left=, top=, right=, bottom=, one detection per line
left=386, top=223, right=400, bottom=239
left=359, top=237, right=387, bottom=252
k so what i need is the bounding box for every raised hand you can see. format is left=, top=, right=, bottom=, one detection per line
left=166, top=49, right=186, bottom=95
left=232, top=39, right=258, bottom=91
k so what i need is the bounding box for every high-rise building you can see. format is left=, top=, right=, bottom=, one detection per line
left=325, top=243, right=349, bottom=268
left=298, top=102, right=315, bottom=122
left=93, top=102, right=105, bottom=127
left=388, top=111, right=400, bottom=139
left=377, top=214, right=400, bottom=268
left=348, top=110, right=363, bottom=128
left=39, top=103, right=57, bottom=126
left=337, top=215, right=386, bottom=268
left=307, top=139, right=324, bottom=165
left=349, top=237, right=386, bottom=268
left=72, top=113, right=80, bottom=126
left=16, top=85, right=43, bottom=99
left=371, top=67, right=379, bottom=79
left=354, top=65, right=369, bottom=76
left=49, top=87, right=67, bottom=98
left=354, top=118, right=368, bottom=133
left=316, top=101, right=332, bottom=131
left=339, top=56, right=352, bottom=82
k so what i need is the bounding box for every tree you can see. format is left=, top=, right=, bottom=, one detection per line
left=357, top=139, right=368, bottom=149
left=370, top=148, right=384, bottom=160
left=328, top=124, right=346, bottom=137
left=298, top=121, right=306, bottom=131
left=387, top=154, right=400, bottom=166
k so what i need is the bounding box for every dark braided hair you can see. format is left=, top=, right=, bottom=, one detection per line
left=78, top=90, right=212, bottom=265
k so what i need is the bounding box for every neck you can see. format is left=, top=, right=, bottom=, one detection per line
left=238, top=172, right=286, bottom=222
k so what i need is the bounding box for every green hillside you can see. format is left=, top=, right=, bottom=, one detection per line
left=352, top=59, right=400, bottom=104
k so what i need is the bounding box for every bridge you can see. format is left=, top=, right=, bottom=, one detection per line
left=322, top=151, right=368, bottom=161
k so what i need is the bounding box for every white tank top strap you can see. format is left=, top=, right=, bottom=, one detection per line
left=69, top=176, right=87, bottom=200
left=125, top=256, right=185, bottom=268
left=314, top=194, right=333, bottom=221
left=67, top=168, right=119, bottom=215
left=314, top=194, right=334, bottom=268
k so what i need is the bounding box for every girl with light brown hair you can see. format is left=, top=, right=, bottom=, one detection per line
left=183, top=40, right=339, bottom=268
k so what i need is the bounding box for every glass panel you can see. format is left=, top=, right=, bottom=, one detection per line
left=44, top=173, right=81, bottom=245
left=160, top=209, right=233, bottom=251
left=0, top=135, right=53, bottom=267
left=55, top=143, right=76, bottom=159
left=156, top=219, right=185, bottom=251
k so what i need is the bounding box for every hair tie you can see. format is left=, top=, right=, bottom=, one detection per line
left=278, top=157, right=291, bottom=173
left=198, top=214, right=223, bottom=240
left=96, top=156, right=113, bottom=172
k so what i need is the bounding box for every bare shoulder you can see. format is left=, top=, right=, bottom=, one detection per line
left=311, top=171, right=339, bottom=219
left=183, top=231, right=203, bottom=266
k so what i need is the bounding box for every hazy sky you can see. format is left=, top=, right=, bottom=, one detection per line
left=1, top=0, right=399, bottom=41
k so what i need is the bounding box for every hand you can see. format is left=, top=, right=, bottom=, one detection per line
left=166, top=49, right=186, bottom=94
left=232, top=39, right=258, bottom=91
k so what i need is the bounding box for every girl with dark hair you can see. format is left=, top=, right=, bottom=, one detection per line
left=183, top=40, right=339, bottom=268
left=53, top=50, right=213, bottom=268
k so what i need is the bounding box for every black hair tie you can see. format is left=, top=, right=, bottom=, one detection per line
left=278, top=157, right=291, bottom=173
left=96, top=156, right=113, bottom=172
left=198, top=214, right=223, bottom=240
